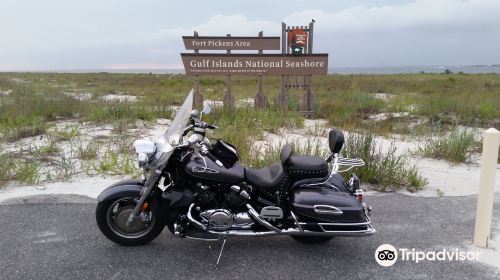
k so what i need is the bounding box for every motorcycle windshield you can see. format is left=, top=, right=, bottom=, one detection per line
left=153, top=89, right=193, bottom=167
left=164, top=89, right=193, bottom=145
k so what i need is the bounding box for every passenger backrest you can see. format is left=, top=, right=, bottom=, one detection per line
left=329, top=129, right=345, bottom=153
left=280, top=144, right=293, bottom=165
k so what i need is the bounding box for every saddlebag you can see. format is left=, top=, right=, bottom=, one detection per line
left=291, top=186, right=365, bottom=223
left=211, top=140, right=239, bottom=168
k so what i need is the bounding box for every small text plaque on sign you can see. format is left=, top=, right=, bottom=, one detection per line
left=181, top=54, right=328, bottom=75
left=182, top=36, right=281, bottom=50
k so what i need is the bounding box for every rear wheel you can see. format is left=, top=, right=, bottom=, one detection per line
left=96, top=197, right=164, bottom=246
left=291, top=236, right=334, bottom=244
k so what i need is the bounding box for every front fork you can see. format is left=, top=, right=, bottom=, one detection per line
left=126, top=170, right=161, bottom=227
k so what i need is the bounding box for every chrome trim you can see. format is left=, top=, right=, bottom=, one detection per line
left=246, top=204, right=281, bottom=233
left=313, top=205, right=343, bottom=215
left=207, top=227, right=376, bottom=237
left=185, top=235, right=219, bottom=242
left=187, top=203, right=207, bottom=231
left=205, top=212, right=376, bottom=237
left=338, top=157, right=365, bottom=166
left=298, top=220, right=371, bottom=227
left=290, top=211, right=303, bottom=232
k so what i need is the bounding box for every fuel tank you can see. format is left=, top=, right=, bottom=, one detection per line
left=183, top=153, right=244, bottom=183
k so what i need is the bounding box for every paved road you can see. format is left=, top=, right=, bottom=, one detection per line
left=0, top=193, right=499, bottom=280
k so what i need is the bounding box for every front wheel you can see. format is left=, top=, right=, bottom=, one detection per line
left=96, top=197, right=164, bottom=246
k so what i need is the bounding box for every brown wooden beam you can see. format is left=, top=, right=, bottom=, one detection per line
left=223, top=74, right=235, bottom=108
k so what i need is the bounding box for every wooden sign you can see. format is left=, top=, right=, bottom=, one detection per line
left=182, top=36, right=280, bottom=50
left=181, top=54, right=328, bottom=75
left=288, top=29, right=308, bottom=47
left=181, top=21, right=324, bottom=113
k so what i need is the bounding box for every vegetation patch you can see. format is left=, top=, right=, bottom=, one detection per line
left=2, top=72, right=496, bottom=191
left=342, top=133, right=428, bottom=191
left=77, top=141, right=100, bottom=160
left=0, top=148, right=16, bottom=185
left=417, top=129, right=477, bottom=163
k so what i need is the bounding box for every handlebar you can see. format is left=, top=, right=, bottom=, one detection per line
left=183, top=117, right=218, bottom=136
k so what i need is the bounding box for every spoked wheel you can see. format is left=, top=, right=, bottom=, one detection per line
left=291, top=236, right=334, bottom=244
left=96, top=197, right=164, bottom=246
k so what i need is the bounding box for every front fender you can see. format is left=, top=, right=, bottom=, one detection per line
left=96, top=179, right=144, bottom=202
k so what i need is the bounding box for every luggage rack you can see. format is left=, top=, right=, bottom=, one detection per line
left=334, top=157, right=365, bottom=173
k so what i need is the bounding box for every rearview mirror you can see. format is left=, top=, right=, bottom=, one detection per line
left=190, top=109, right=200, bottom=119
left=202, top=104, right=212, bottom=115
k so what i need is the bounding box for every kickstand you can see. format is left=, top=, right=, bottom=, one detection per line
left=215, top=235, right=228, bottom=269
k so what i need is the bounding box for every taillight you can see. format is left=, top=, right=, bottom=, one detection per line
left=355, top=189, right=363, bottom=203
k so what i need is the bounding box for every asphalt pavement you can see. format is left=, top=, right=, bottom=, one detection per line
left=0, top=193, right=499, bottom=280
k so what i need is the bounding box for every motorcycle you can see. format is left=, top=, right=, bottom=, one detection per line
left=96, top=89, right=375, bottom=260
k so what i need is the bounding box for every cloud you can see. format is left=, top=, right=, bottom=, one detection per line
left=285, top=0, right=500, bottom=34
left=150, top=14, right=279, bottom=43
left=2, top=0, right=500, bottom=70
left=143, top=0, right=500, bottom=67
left=149, top=0, right=500, bottom=42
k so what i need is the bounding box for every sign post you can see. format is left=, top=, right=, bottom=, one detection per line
left=473, top=128, right=500, bottom=248
left=254, top=31, right=268, bottom=108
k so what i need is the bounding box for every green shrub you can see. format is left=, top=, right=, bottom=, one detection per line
left=0, top=149, right=16, bottom=186
left=418, top=129, right=476, bottom=163
left=0, top=117, right=49, bottom=141
left=14, top=161, right=40, bottom=185
left=49, top=126, right=80, bottom=141
left=77, top=141, right=100, bottom=160
left=342, top=133, right=427, bottom=191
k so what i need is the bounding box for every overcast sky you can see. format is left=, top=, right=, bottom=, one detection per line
left=1, top=0, right=499, bottom=71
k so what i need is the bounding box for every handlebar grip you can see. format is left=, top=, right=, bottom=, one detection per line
left=206, top=152, right=217, bottom=162
left=206, top=152, right=223, bottom=167
left=207, top=124, right=219, bottom=129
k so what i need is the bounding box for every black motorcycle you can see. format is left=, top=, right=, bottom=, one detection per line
left=96, top=90, right=375, bottom=254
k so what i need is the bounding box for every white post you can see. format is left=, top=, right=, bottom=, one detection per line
left=473, top=128, right=500, bottom=248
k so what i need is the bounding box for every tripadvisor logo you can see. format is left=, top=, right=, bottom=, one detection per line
left=375, top=244, right=398, bottom=267
left=375, top=244, right=481, bottom=267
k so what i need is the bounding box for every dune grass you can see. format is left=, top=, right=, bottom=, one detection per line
left=204, top=106, right=304, bottom=166
left=342, top=133, right=428, bottom=191
left=1, top=72, right=499, bottom=140
left=417, top=129, right=477, bottom=163
left=0, top=72, right=497, bottom=188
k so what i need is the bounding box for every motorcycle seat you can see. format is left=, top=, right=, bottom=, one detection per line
left=245, top=162, right=285, bottom=190
left=286, top=156, right=328, bottom=171
left=286, top=156, right=329, bottom=181
left=245, top=144, right=292, bottom=191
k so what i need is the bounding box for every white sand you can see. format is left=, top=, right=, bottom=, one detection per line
left=0, top=175, right=126, bottom=202
left=1, top=117, right=499, bottom=201
left=101, top=94, right=137, bottom=102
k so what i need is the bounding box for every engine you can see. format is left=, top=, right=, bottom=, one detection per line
left=200, top=209, right=253, bottom=231
left=195, top=183, right=254, bottom=231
